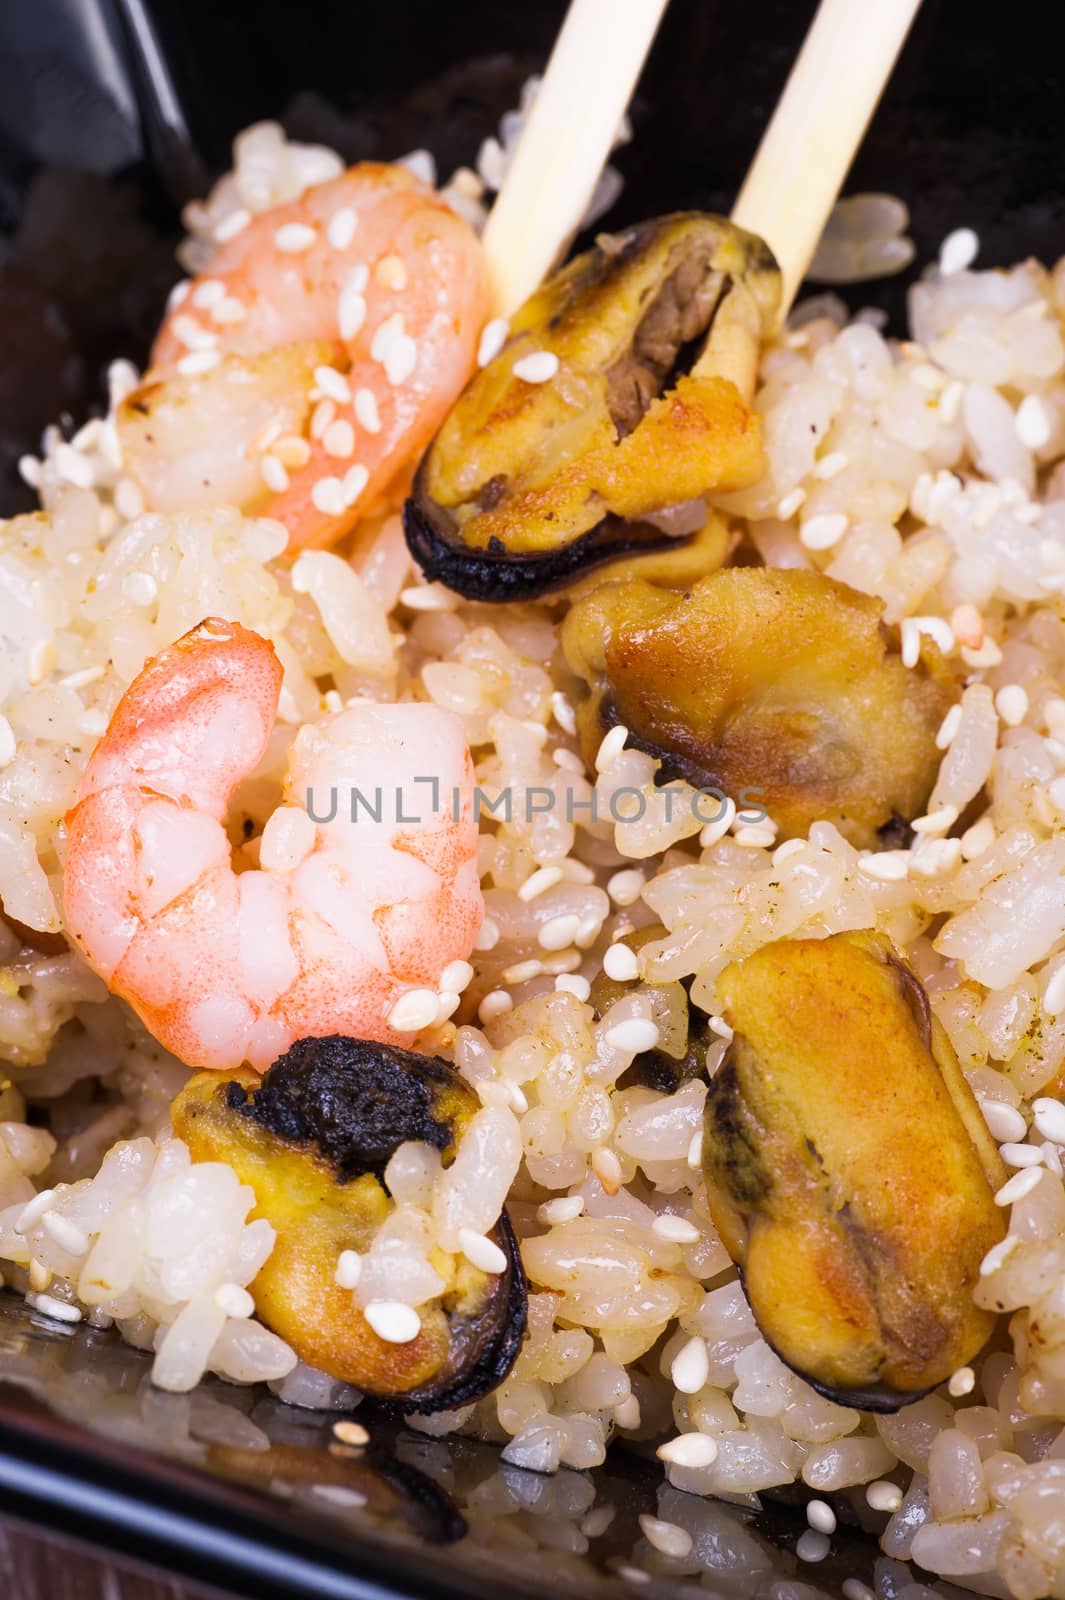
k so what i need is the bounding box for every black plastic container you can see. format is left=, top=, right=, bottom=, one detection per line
left=0, top=3, right=1063, bottom=1594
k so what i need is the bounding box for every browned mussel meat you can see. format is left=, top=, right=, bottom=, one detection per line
left=404, top=214, right=780, bottom=599
left=701, top=932, right=1006, bottom=1411
left=171, top=1036, right=526, bottom=1412
left=561, top=566, right=956, bottom=848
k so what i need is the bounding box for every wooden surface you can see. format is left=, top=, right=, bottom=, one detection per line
left=0, top=1520, right=230, bottom=1600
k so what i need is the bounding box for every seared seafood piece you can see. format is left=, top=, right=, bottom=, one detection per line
left=118, top=164, right=488, bottom=552
left=405, top=214, right=780, bottom=599
left=63, top=619, right=482, bottom=1070
left=561, top=567, right=955, bottom=848
left=172, top=1036, right=526, bottom=1411
left=702, top=932, right=1006, bottom=1410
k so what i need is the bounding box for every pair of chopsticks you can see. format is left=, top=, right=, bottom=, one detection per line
left=482, top=0, right=923, bottom=320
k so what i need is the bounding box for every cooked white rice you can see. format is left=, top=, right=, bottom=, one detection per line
left=5, top=120, right=1065, bottom=1599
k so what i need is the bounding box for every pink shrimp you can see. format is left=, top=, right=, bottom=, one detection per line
left=117, top=164, right=488, bottom=551
left=63, top=619, right=483, bottom=1071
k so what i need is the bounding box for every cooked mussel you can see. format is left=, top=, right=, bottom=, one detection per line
left=589, top=924, right=712, bottom=1091
left=404, top=214, right=780, bottom=600
left=561, top=567, right=956, bottom=848
left=701, top=932, right=1006, bottom=1411
left=171, top=1036, right=526, bottom=1412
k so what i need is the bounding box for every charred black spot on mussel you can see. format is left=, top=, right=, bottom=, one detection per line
left=701, top=932, right=1006, bottom=1410
left=172, top=1036, right=527, bottom=1412
left=404, top=213, right=780, bottom=601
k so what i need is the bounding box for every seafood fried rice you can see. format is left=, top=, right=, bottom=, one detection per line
left=4, top=116, right=1065, bottom=1598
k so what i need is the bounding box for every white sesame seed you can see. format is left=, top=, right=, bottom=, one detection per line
left=911, top=804, right=958, bottom=835
left=657, top=1432, right=718, bottom=1469
left=519, top=866, right=564, bottom=901
left=458, top=1227, right=508, bottom=1274
left=478, top=990, right=514, bottom=1023
left=687, top=1131, right=703, bottom=1169
left=652, top=1215, right=701, bottom=1245
left=28, top=638, right=56, bottom=685
left=323, top=419, right=356, bottom=459
left=342, top=464, right=369, bottom=507
left=311, top=477, right=346, bottom=517
left=639, top=1516, right=692, bottom=1560
left=191, top=278, right=226, bottom=309
left=807, top=1500, right=837, bottom=1534
left=866, top=1480, right=903, bottom=1513
left=114, top=477, right=145, bottom=520
left=995, top=1166, right=1044, bottom=1206
left=800, top=513, right=848, bottom=551
left=387, top=988, right=439, bottom=1032
left=215, top=208, right=251, bottom=242
left=980, top=1233, right=1021, bottom=1276
left=902, top=615, right=955, bottom=667
left=776, top=488, right=806, bottom=519
left=214, top=1282, right=255, bottom=1318
left=171, top=314, right=219, bottom=351
left=950, top=603, right=985, bottom=650
left=334, top=1250, right=362, bottom=1289
left=842, top=1583, right=876, bottom=1600
left=314, top=366, right=352, bottom=404
left=275, top=222, right=318, bottom=253
left=177, top=349, right=221, bottom=376
left=512, top=351, right=560, bottom=384
left=41, top=1212, right=89, bottom=1255
left=699, top=798, right=737, bottom=849
left=539, top=913, right=582, bottom=951
left=28, top=1261, right=51, bottom=1292
left=80, top=710, right=109, bottom=738
left=439, top=960, right=474, bottom=995
left=858, top=851, right=909, bottom=882
left=332, top=1420, right=370, bottom=1447
left=260, top=455, right=290, bottom=493
left=961, top=816, right=995, bottom=859
left=26, top=1292, right=82, bottom=1325
left=948, top=1365, right=976, bottom=1398
left=939, top=227, right=978, bottom=276
left=615, top=1565, right=650, bottom=1586
left=996, top=684, right=1029, bottom=727
left=18, top=455, right=42, bottom=488
left=733, top=823, right=777, bottom=850
left=1000, top=1143, right=1045, bottom=1168
left=376, top=254, right=408, bottom=291
left=1017, top=394, right=1052, bottom=450
left=338, top=286, right=367, bottom=341
left=0, top=716, right=16, bottom=770
left=981, top=1100, right=1027, bottom=1143
left=364, top=1301, right=421, bottom=1343
left=596, top=724, right=628, bottom=772
left=211, top=296, right=247, bottom=325
left=936, top=704, right=964, bottom=750
left=54, top=443, right=95, bottom=488
left=813, top=451, right=849, bottom=481
left=327, top=207, right=358, bottom=250
left=370, top=313, right=418, bottom=385
left=614, top=1394, right=641, bottom=1430
left=670, top=1334, right=709, bottom=1393
left=796, top=1531, right=830, bottom=1563
left=909, top=838, right=963, bottom=879
left=399, top=583, right=456, bottom=611
left=592, top=1147, right=623, bottom=1195
left=962, top=635, right=1003, bottom=670
left=167, top=279, right=191, bottom=310
left=554, top=972, right=590, bottom=1003
left=1033, top=1095, right=1065, bottom=1145
left=603, top=943, right=640, bottom=982
left=354, top=388, right=381, bottom=433
left=706, top=1017, right=733, bottom=1044
left=122, top=571, right=158, bottom=607
left=273, top=436, right=311, bottom=470
left=477, top=317, right=510, bottom=368
left=605, top=1018, right=660, bottom=1054
left=1042, top=968, right=1065, bottom=1019
left=607, top=868, right=645, bottom=907
left=537, top=1196, right=585, bottom=1224
left=434, top=990, right=461, bottom=1024
left=14, top=1189, right=57, bottom=1235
